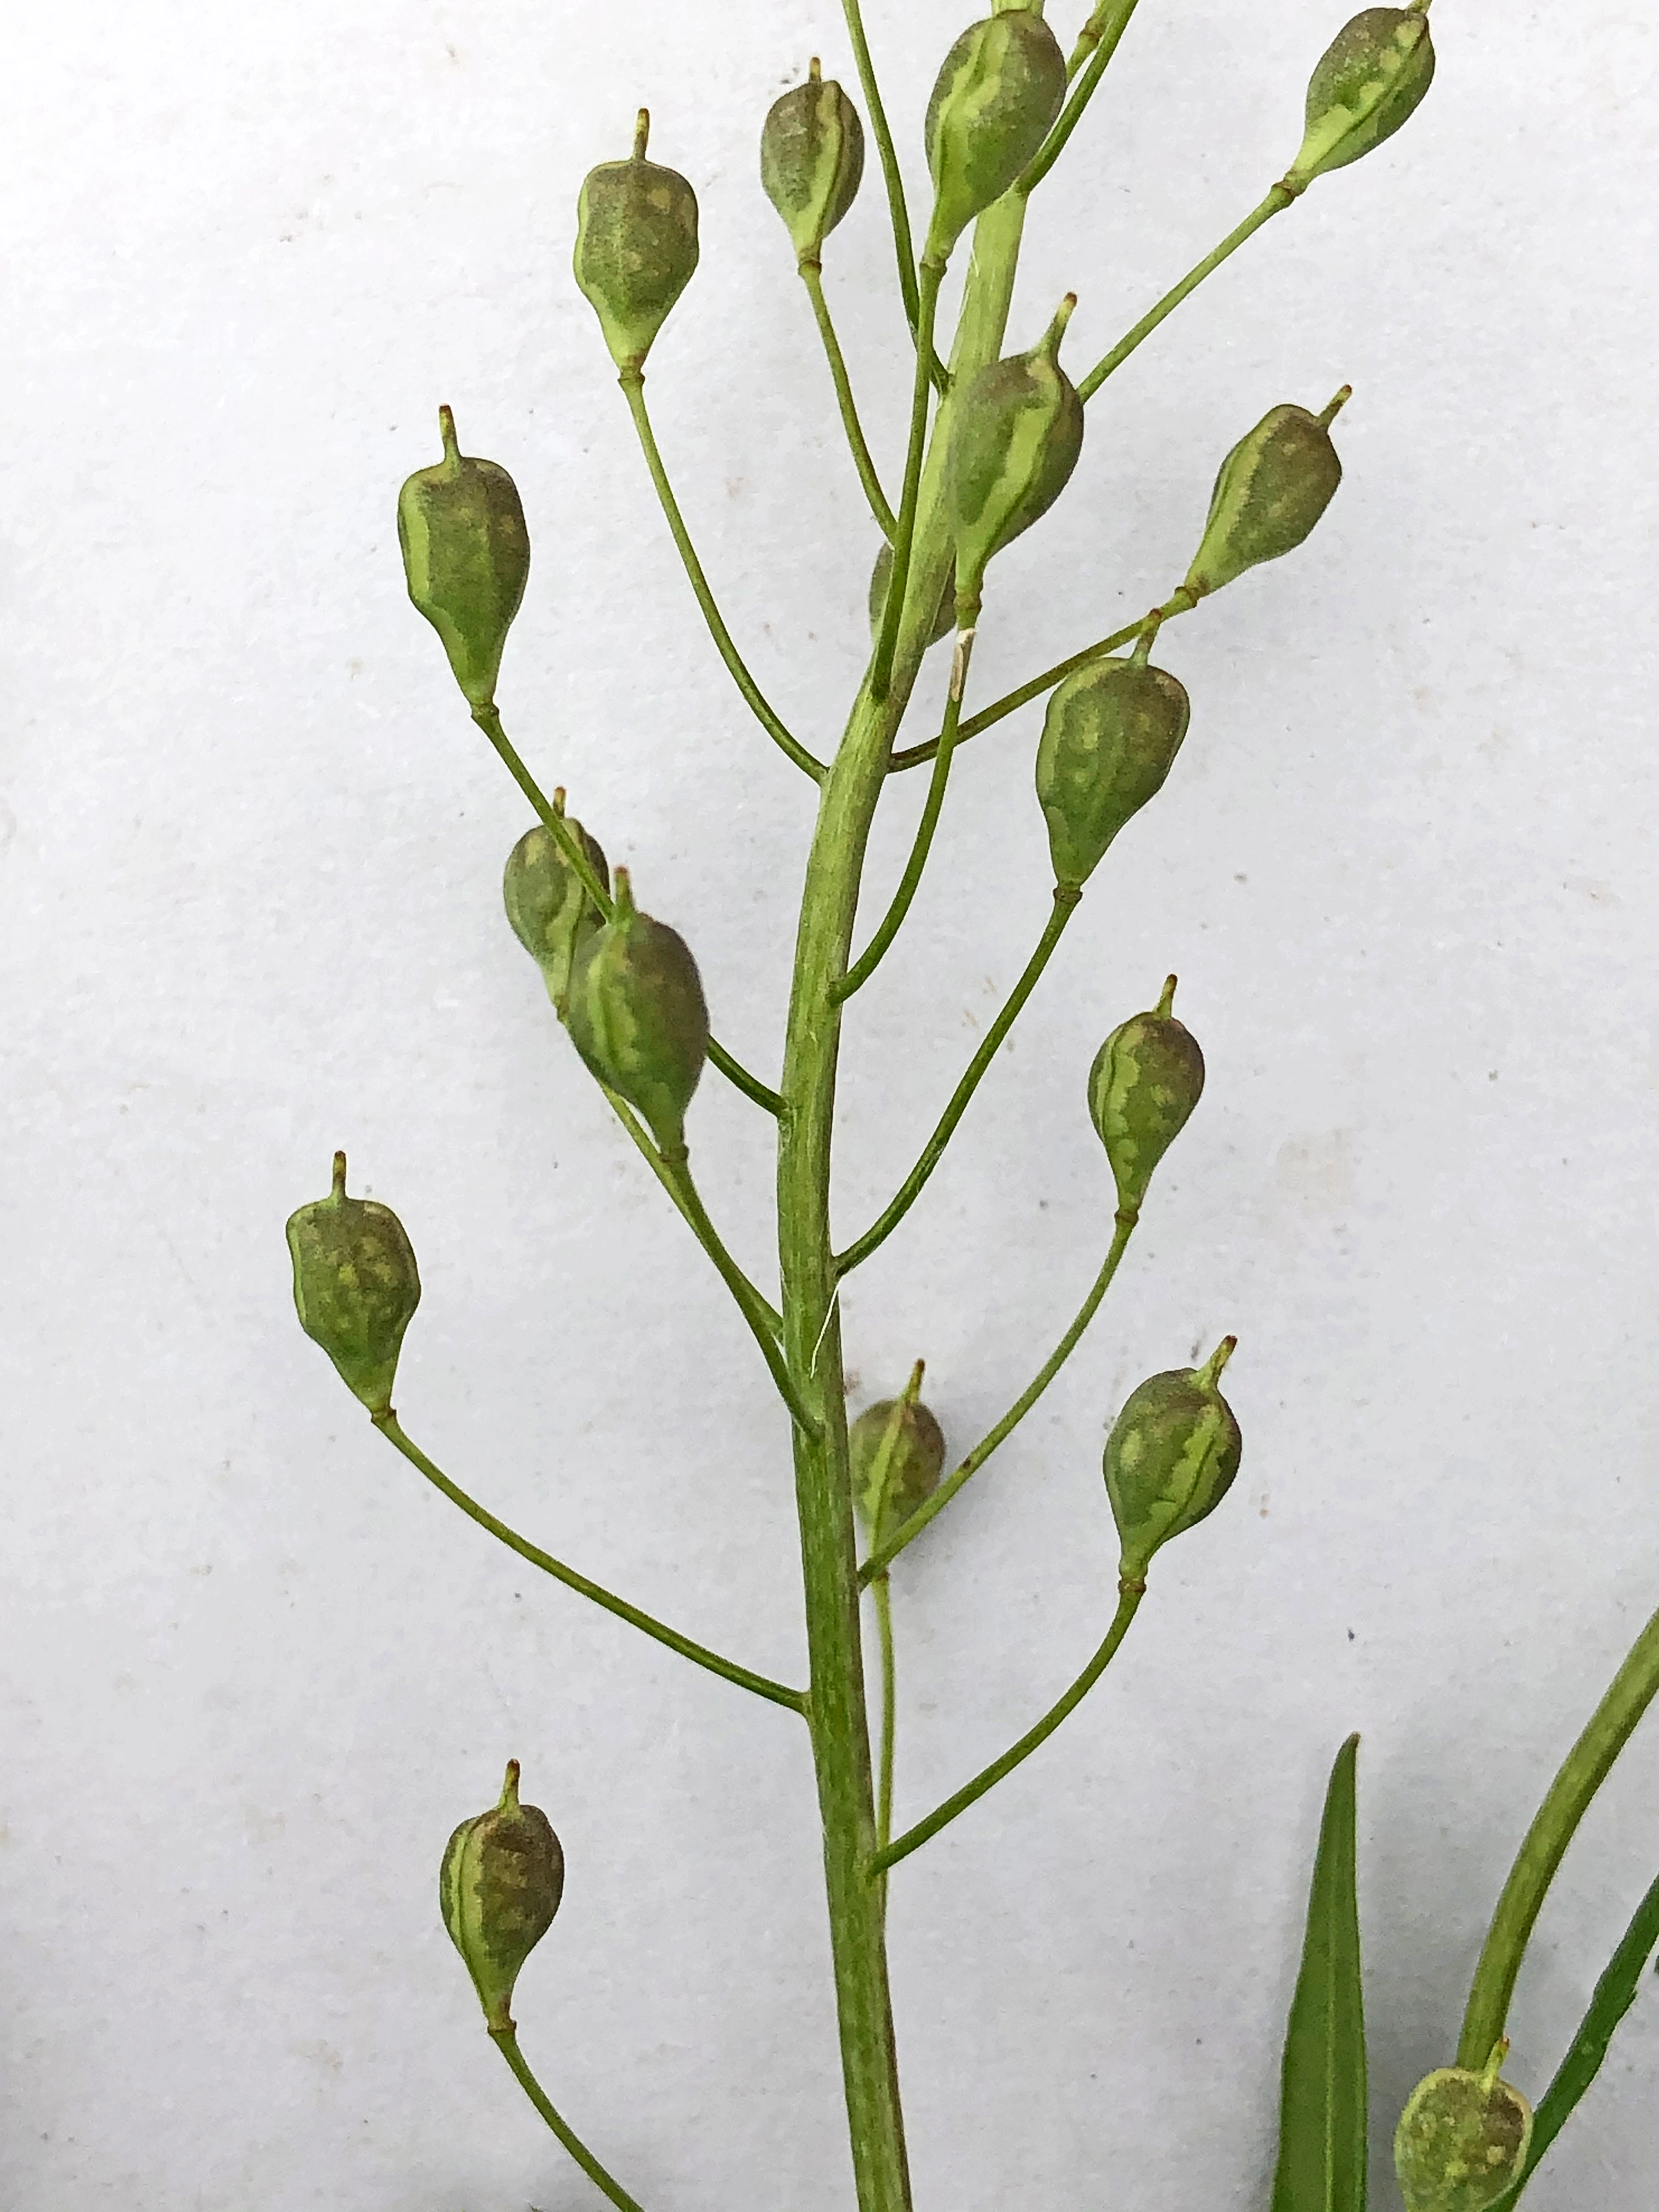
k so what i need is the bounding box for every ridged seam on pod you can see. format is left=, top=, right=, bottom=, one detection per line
left=1393, top=2045, right=1533, bottom=2212
left=397, top=406, right=531, bottom=713
left=1288, top=4, right=1436, bottom=192
left=761, top=58, right=866, bottom=264
left=439, top=1760, right=566, bottom=2035
left=286, top=1153, right=421, bottom=1418
left=1034, top=651, right=1190, bottom=890
left=1183, top=388, right=1350, bottom=602
left=867, top=540, right=955, bottom=652
left=565, top=867, right=710, bottom=1155
left=948, top=294, right=1085, bottom=596
left=503, top=798, right=610, bottom=1020
left=923, top=9, right=1066, bottom=262
left=1103, top=1338, right=1242, bottom=1582
left=850, top=1388, right=947, bottom=1550
left=574, top=109, right=700, bottom=374
left=1088, top=976, right=1206, bottom=1219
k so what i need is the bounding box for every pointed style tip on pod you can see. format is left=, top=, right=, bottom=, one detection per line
left=574, top=116, right=700, bottom=373
left=1287, top=5, right=1437, bottom=193
left=565, top=873, right=709, bottom=1155
left=439, top=1760, right=566, bottom=2036
left=1088, top=980, right=1206, bottom=1217
left=761, top=61, right=866, bottom=263
left=923, top=9, right=1066, bottom=263
left=850, top=1387, right=947, bottom=1551
left=1102, top=1341, right=1242, bottom=1581
left=286, top=1154, right=421, bottom=1418
left=503, top=813, right=610, bottom=1019
left=1035, top=654, right=1190, bottom=891
left=947, top=297, right=1085, bottom=596
left=396, top=407, right=531, bottom=713
left=1182, top=396, right=1347, bottom=602
left=1394, top=2049, right=1533, bottom=2212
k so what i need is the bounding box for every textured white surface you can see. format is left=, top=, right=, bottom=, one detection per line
left=4, top=3, right=1658, bottom=2207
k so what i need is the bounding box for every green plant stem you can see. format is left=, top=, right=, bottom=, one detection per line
left=490, top=2027, right=648, bottom=2212
left=860, top=1211, right=1137, bottom=1583
left=873, top=1573, right=896, bottom=1891
left=661, top=1146, right=817, bottom=1433
left=870, top=258, right=945, bottom=703
left=801, top=259, right=896, bottom=539
left=836, top=885, right=1081, bottom=1276
left=373, top=1413, right=805, bottom=1713
left=1458, top=1600, right=1659, bottom=2069
left=873, top=1583, right=1144, bottom=1872
left=837, top=0, right=947, bottom=396
left=1076, top=183, right=1297, bottom=403
left=1019, top=0, right=1141, bottom=196
left=618, top=373, right=826, bottom=782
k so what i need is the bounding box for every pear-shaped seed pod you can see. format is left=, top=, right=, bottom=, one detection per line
left=439, top=1761, right=566, bottom=2035
left=1034, top=656, right=1189, bottom=891
left=1288, top=5, right=1436, bottom=190
left=923, top=10, right=1066, bottom=261
left=397, top=407, right=531, bottom=713
left=867, top=541, right=955, bottom=652
left=1394, top=2057, right=1532, bottom=2212
left=1103, top=1339, right=1242, bottom=1583
left=286, top=1153, right=421, bottom=1418
left=1183, top=392, right=1347, bottom=601
left=574, top=111, right=699, bottom=374
left=948, top=295, right=1084, bottom=595
left=565, top=869, right=709, bottom=1154
left=1088, top=977, right=1205, bottom=1219
left=503, top=811, right=610, bottom=1018
left=761, top=59, right=865, bottom=262
left=850, top=1395, right=947, bottom=1548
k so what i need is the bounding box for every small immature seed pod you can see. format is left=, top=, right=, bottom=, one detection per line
left=574, top=110, right=699, bottom=374
left=1088, top=977, right=1205, bottom=1220
left=1393, top=2051, right=1532, bottom=2212
left=761, top=59, right=865, bottom=264
left=923, top=10, right=1066, bottom=262
left=1103, top=1338, right=1242, bottom=1583
left=397, top=407, right=531, bottom=714
left=439, top=1760, right=566, bottom=2035
left=867, top=541, right=955, bottom=653
left=286, top=1153, right=421, bottom=1418
left=503, top=805, right=610, bottom=1019
left=850, top=1392, right=947, bottom=1548
left=948, top=295, right=1085, bottom=596
left=1183, top=390, right=1348, bottom=601
left=565, top=868, right=710, bottom=1155
left=1034, top=653, right=1190, bottom=890
left=1288, top=4, right=1436, bottom=191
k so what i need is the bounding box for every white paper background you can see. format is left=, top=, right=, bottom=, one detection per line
left=5, top=3, right=1658, bottom=2207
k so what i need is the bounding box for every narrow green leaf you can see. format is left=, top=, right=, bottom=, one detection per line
left=1271, top=1734, right=1368, bottom=2212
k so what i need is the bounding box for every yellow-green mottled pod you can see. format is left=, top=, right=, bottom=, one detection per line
left=439, top=1760, right=565, bottom=2036
left=1103, top=1338, right=1242, bottom=1582
left=573, top=111, right=699, bottom=374
left=1088, top=977, right=1205, bottom=1220
left=923, top=9, right=1066, bottom=262
left=868, top=540, right=955, bottom=652
left=565, top=868, right=709, bottom=1154
left=502, top=809, right=610, bottom=1019
left=286, top=1153, right=421, bottom=1418
left=947, top=295, right=1084, bottom=596
left=850, top=1395, right=946, bottom=1548
left=397, top=406, right=531, bottom=714
left=1034, top=654, right=1189, bottom=891
left=761, top=59, right=865, bottom=263
left=1287, top=4, right=1436, bottom=191
left=1394, top=2056, right=1533, bottom=2212
left=1183, top=391, right=1348, bottom=601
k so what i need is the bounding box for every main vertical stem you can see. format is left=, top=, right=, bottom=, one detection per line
left=775, top=188, right=1032, bottom=2212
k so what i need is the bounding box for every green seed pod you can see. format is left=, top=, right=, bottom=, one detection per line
left=761, top=59, right=865, bottom=263
left=1288, top=4, right=1436, bottom=191
left=1034, top=652, right=1190, bottom=891
left=565, top=868, right=709, bottom=1154
left=867, top=541, right=955, bottom=652
left=439, top=1760, right=566, bottom=2036
left=948, top=295, right=1084, bottom=595
left=1088, top=976, right=1205, bottom=1219
left=1183, top=390, right=1348, bottom=601
left=574, top=110, right=699, bottom=374
left=923, top=10, right=1066, bottom=262
left=850, top=1387, right=947, bottom=1548
left=1103, top=1338, right=1241, bottom=1583
left=286, top=1153, right=421, bottom=1418
left=397, top=406, right=531, bottom=713
left=503, top=802, right=610, bottom=1018
left=1394, top=2052, right=1532, bottom=2212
